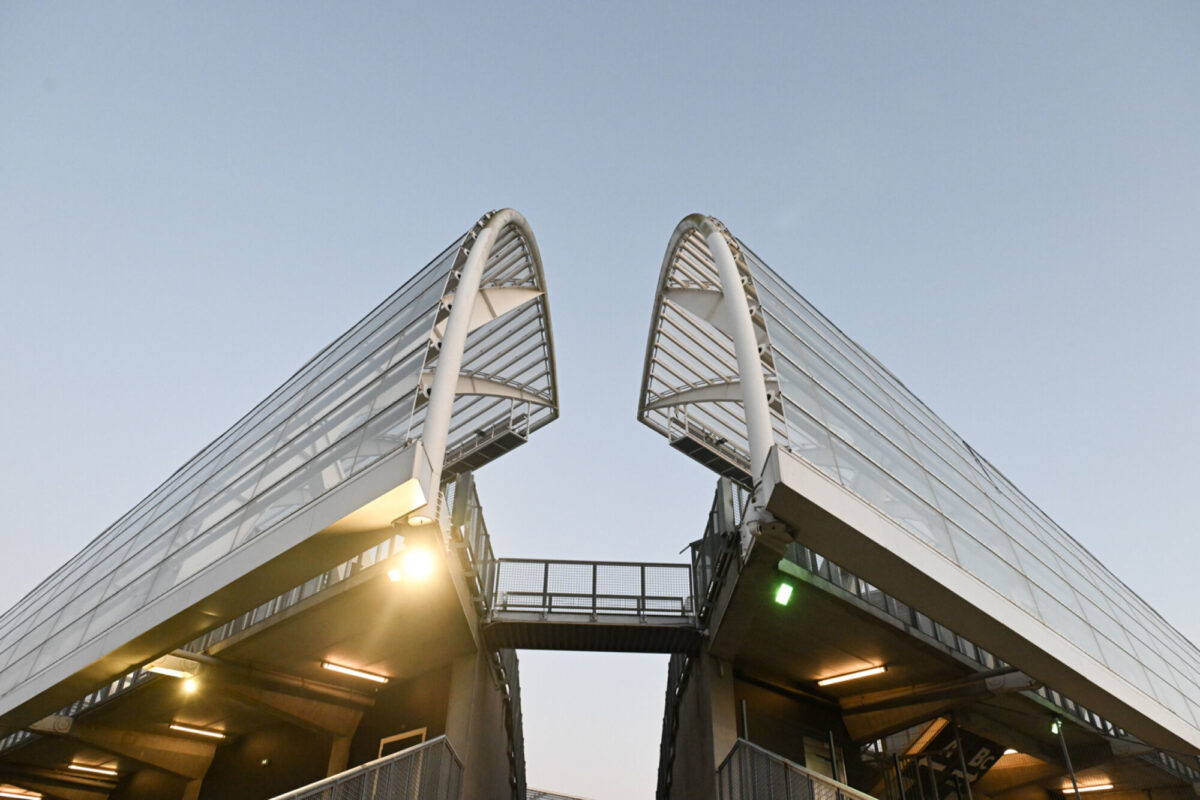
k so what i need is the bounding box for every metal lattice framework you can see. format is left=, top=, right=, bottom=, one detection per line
left=639, top=213, right=1200, bottom=754
left=0, top=209, right=557, bottom=733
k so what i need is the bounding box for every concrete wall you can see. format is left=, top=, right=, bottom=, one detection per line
left=349, top=666, right=451, bottom=766
left=197, top=723, right=329, bottom=800
left=447, top=650, right=516, bottom=800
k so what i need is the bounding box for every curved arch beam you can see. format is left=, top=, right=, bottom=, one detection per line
left=699, top=217, right=775, bottom=485
left=641, top=214, right=776, bottom=485
left=419, top=372, right=555, bottom=409
left=421, top=209, right=545, bottom=502
left=644, top=378, right=780, bottom=412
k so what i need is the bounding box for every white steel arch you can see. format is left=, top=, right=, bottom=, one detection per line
left=638, top=213, right=780, bottom=494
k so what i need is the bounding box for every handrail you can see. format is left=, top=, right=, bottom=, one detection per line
left=497, top=557, right=696, bottom=569
left=270, top=735, right=462, bottom=800
left=489, top=559, right=695, bottom=622
left=717, top=739, right=880, bottom=800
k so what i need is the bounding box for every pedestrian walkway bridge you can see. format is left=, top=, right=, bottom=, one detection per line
left=481, top=559, right=703, bottom=653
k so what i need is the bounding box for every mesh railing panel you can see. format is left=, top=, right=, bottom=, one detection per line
left=270, top=736, right=462, bottom=800
left=718, top=740, right=879, bottom=800
left=493, top=560, right=693, bottom=618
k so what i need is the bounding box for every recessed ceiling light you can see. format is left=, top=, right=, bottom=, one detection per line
left=1004, top=748, right=1019, bottom=755
left=1063, top=785, right=1114, bottom=794
left=321, top=661, right=388, bottom=684
left=817, top=666, right=886, bottom=686
left=169, top=723, right=227, bottom=740
left=144, top=655, right=199, bottom=680
left=67, top=764, right=118, bottom=777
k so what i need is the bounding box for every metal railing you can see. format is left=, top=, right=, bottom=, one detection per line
left=781, top=542, right=1200, bottom=784
left=690, top=477, right=746, bottom=625
left=447, top=473, right=497, bottom=611
left=718, top=739, right=880, bottom=800
left=490, top=559, right=694, bottom=620
left=270, top=736, right=462, bottom=800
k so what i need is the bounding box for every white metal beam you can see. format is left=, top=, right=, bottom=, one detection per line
left=644, top=379, right=780, bottom=412
left=419, top=373, right=554, bottom=408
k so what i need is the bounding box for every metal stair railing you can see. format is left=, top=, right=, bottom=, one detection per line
left=270, top=735, right=463, bottom=800
left=717, top=739, right=880, bottom=800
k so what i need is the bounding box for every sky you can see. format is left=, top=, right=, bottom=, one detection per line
left=2, top=3, right=1199, bottom=798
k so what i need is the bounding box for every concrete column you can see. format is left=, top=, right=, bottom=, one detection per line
left=327, top=734, right=354, bottom=776
left=708, top=656, right=740, bottom=767
left=444, top=653, right=479, bottom=759
left=181, top=778, right=204, bottom=800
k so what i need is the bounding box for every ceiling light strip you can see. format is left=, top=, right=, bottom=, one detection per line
left=169, top=723, right=227, bottom=740
left=321, top=661, right=388, bottom=684
left=816, top=666, right=887, bottom=686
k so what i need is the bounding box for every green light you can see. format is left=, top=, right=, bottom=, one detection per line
left=1050, top=719, right=1062, bottom=735
left=775, top=583, right=794, bottom=605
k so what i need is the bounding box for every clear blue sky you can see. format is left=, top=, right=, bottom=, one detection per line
left=2, top=3, right=1199, bottom=797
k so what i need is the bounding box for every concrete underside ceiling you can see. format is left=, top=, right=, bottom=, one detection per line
left=762, top=447, right=1200, bottom=756
left=0, top=546, right=478, bottom=796
left=705, top=532, right=1197, bottom=800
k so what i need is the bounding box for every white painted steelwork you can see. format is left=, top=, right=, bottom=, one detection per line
left=639, top=213, right=1200, bottom=754
left=0, top=209, right=557, bottom=733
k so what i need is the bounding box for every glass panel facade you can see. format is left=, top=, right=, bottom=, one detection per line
left=0, top=239, right=455, bottom=695
left=734, top=242, right=1200, bottom=723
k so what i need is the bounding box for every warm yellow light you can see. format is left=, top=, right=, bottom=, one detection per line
left=406, top=513, right=434, bottom=526
left=387, top=567, right=403, bottom=582
left=1063, top=785, right=1114, bottom=794
left=402, top=548, right=435, bottom=580
left=68, top=764, right=118, bottom=777
left=182, top=678, right=198, bottom=694
left=321, top=661, right=388, bottom=684
left=904, top=717, right=948, bottom=756
left=1004, top=748, right=1018, bottom=755
left=169, top=723, right=227, bottom=740
left=145, top=666, right=192, bottom=679
left=817, top=666, right=886, bottom=686
left=0, top=791, right=42, bottom=799
left=144, top=655, right=199, bottom=680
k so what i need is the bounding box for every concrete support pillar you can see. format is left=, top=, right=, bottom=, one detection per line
left=327, top=734, right=354, bottom=777
left=708, top=656, right=739, bottom=768
left=181, top=778, right=204, bottom=800
left=444, top=651, right=512, bottom=800
left=444, top=653, right=479, bottom=759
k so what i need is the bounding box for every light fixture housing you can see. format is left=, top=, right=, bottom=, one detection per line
left=68, top=764, right=118, bottom=777
left=0, top=791, right=42, bottom=799
left=774, top=583, right=794, bottom=605
left=144, top=654, right=199, bottom=680
left=817, top=665, right=887, bottom=686
left=1062, top=785, right=1114, bottom=794
left=406, top=512, right=434, bottom=526
left=1003, top=748, right=1019, bottom=755
left=321, top=661, right=388, bottom=684
left=169, top=723, right=227, bottom=740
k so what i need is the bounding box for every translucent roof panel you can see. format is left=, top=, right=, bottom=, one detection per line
left=640, top=214, right=1200, bottom=750
left=0, top=209, right=557, bottom=725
